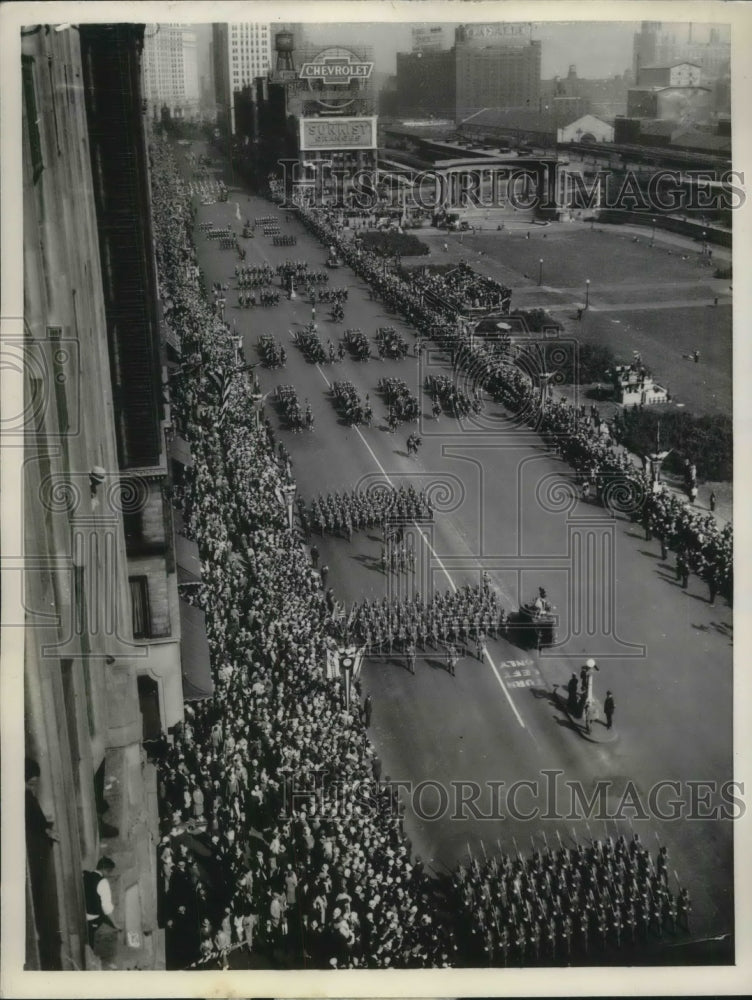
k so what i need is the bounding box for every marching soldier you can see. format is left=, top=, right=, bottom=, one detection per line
left=514, top=921, right=527, bottom=965
left=664, top=891, right=677, bottom=935
left=678, top=887, right=692, bottom=932
left=499, top=922, right=510, bottom=967
left=650, top=894, right=663, bottom=938
left=406, top=640, right=417, bottom=676
left=611, top=904, right=622, bottom=948
left=447, top=644, right=458, bottom=677
left=656, top=845, right=669, bottom=885
left=577, top=909, right=589, bottom=955
left=625, top=901, right=637, bottom=945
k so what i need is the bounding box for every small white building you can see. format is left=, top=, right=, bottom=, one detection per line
left=637, top=62, right=702, bottom=88
left=557, top=114, right=614, bottom=144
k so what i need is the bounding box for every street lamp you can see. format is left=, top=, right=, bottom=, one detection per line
left=651, top=217, right=656, bottom=243
left=538, top=258, right=543, bottom=286
left=278, top=480, right=297, bottom=532
left=585, top=279, right=590, bottom=309
left=537, top=371, right=555, bottom=409
left=647, top=419, right=671, bottom=484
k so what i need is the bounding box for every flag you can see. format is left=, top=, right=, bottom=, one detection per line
left=219, top=374, right=233, bottom=427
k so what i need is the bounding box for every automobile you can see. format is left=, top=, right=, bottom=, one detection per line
left=326, top=255, right=343, bottom=268
left=516, top=602, right=558, bottom=650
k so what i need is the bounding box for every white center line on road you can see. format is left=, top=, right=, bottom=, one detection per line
left=312, top=365, right=531, bottom=735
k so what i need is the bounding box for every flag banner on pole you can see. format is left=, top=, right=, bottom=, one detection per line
left=206, top=368, right=224, bottom=395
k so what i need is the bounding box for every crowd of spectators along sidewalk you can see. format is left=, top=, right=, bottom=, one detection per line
left=148, top=144, right=721, bottom=969
left=295, top=203, right=732, bottom=605
left=150, top=140, right=454, bottom=970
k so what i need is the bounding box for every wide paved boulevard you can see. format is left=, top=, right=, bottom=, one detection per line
left=177, top=142, right=734, bottom=957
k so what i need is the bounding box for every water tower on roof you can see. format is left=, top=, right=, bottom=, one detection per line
left=275, top=31, right=295, bottom=72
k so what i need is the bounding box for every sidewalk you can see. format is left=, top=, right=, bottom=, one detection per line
left=553, top=385, right=732, bottom=527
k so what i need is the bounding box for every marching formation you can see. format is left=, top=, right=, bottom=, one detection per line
left=146, top=141, right=712, bottom=971
left=330, top=380, right=372, bottom=426
left=378, top=377, right=421, bottom=427
left=453, top=834, right=693, bottom=966
left=299, top=485, right=434, bottom=540
left=296, top=201, right=732, bottom=600
left=346, top=585, right=506, bottom=656
left=275, top=385, right=313, bottom=433
left=257, top=334, right=287, bottom=369
left=152, top=141, right=450, bottom=971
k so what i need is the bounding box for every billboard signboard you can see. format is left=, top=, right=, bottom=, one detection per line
left=299, top=48, right=374, bottom=84
left=299, top=116, right=377, bottom=151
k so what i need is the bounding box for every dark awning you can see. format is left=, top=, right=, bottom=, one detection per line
left=176, top=533, right=202, bottom=584
left=179, top=600, right=213, bottom=701
left=170, top=435, right=193, bottom=468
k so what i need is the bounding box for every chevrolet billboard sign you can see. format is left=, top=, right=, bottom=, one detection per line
left=299, top=49, right=374, bottom=85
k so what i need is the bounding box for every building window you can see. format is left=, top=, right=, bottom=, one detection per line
left=129, top=576, right=151, bottom=639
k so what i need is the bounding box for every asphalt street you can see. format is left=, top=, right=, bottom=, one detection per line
left=179, top=143, right=734, bottom=958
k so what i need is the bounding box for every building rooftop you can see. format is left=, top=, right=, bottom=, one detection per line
left=640, top=61, right=702, bottom=70
left=461, top=107, right=559, bottom=132
left=670, top=128, right=731, bottom=153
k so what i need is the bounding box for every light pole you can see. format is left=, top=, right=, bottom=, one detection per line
left=538, top=258, right=543, bottom=286
left=651, top=217, right=656, bottom=243
left=585, top=279, right=590, bottom=310
left=279, top=481, right=297, bottom=532
left=537, top=370, right=555, bottom=409
left=647, top=419, right=671, bottom=484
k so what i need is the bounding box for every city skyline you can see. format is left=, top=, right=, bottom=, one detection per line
left=187, top=20, right=729, bottom=82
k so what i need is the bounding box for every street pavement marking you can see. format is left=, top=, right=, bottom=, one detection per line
left=311, top=365, right=529, bottom=733
left=486, top=651, right=530, bottom=734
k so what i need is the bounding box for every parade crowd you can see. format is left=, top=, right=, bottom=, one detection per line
left=152, top=140, right=452, bottom=970
left=296, top=202, right=732, bottom=603
left=147, top=142, right=700, bottom=970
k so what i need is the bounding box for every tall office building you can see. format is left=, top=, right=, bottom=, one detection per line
left=142, top=23, right=200, bottom=119
left=212, top=21, right=272, bottom=130
left=455, top=23, right=541, bottom=121
left=21, top=21, right=206, bottom=972
left=395, top=23, right=541, bottom=122
left=395, top=48, right=457, bottom=117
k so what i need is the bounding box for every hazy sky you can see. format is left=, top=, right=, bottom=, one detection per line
left=298, top=21, right=638, bottom=78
